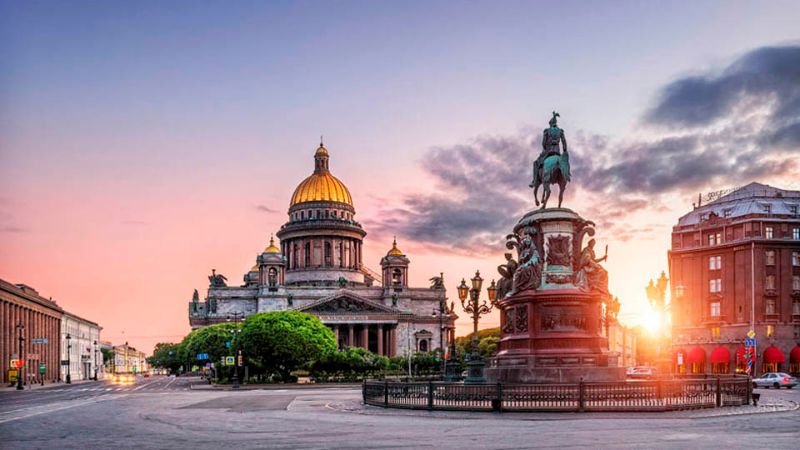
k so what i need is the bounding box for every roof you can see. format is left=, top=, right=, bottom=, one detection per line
left=677, top=182, right=800, bottom=226
left=0, top=278, right=64, bottom=314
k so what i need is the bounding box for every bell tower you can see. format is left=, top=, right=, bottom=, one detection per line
left=380, top=238, right=409, bottom=291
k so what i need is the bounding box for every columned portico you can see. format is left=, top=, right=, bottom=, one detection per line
left=323, top=320, right=398, bottom=355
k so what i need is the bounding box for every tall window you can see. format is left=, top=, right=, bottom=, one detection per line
left=292, top=244, right=298, bottom=269
left=324, top=241, right=332, bottom=266
left=767, top=325, right=775, bottom=337
left=789, top=205, right=798, bottom=215
left=793, top=251, right=800, bottom=266
left=765, top=298, right=776, bottom=315
left=765, top=226, right=774, bottom=239
left=708, top=233, right=721, bottom=246
left=711, top=326, right=721, bottom=339
left=709, top=278, right=722, bottom=293
left=710, top=301, right=721, bottom=317
left=794, top=275, right=800, bottom=291
left=765, top=275, right=776, bottom=290
left=793, top=299, right=800, bottom=315
left=794, top=227, right=800, bottom=240
left=765, top=250, right=776, bottom=266
left=304, top=242, right=311, bottom=266
left=709, top=255, right=722, bottom=270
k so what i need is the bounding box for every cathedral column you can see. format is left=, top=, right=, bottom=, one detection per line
left=361, top=325, right=369, bottom=351
left=333, top=325, right=340, bottom=349
left=348, top=324, right=354, bottom=347
left=377, top=325, right=384, bottom=356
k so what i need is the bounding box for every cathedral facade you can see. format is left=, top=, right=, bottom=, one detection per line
left=188, top=143, right=456, bottom=357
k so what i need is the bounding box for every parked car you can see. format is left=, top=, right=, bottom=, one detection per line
left=626, top=367, right=656, bottom=379
left=752, top=372, right=797, bottom=389
left=111, top=373, right=136, bottom=384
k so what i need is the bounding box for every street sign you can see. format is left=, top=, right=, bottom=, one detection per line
left=225, top=341, right=231, bottom=349
left=225, top=356, right=234, bottom=366
left=60, top=360, right=69, bottom=366
left=747, top=330, right=756, bottom=339
left=31, top=338, right=48, bottom=344
left=39, top=364, right=46, bottom=374
left=745, top=338, right=757, bottom=347
left=27, top=353, right=40, bottom=360
left=237, top=355, right=243, bottom=367
left=10, top=359, right=20, bottom=369
left=196, top=353, right=209, bottom=360
left=8, top=370, right=18, bottom=382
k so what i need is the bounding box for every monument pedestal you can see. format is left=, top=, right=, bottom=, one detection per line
left=485, top=208, right=625, bottom=384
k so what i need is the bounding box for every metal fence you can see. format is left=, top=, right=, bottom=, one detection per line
left=363, top=377, right=751, bottom=412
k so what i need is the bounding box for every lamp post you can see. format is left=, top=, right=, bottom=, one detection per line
left=93, top=340, right=98, bottom=381
left=66, top=333, right=72, bottom=384
left=456, top=271, right=497, bottom=384
left=227, top=312, right=244, bottom=389
left=16, top=322, right=25, bottom=390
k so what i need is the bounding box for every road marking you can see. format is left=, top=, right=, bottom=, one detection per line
left=0, top=395, right=128, bottom=424
left=164, top=377, right=178, bottom=389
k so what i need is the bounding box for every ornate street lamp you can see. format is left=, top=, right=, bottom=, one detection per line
left=66, top=333, right=72, bottom=384
left=227, top=312, right=244, bottom=389
left=457, top=270, right=497, bottom=384
left=16, top=322, right=24, bottom=390
left=432, top=296, right=456, bottom=379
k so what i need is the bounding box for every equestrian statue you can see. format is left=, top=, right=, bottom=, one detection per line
left=530, top=111, right=571, bottom=209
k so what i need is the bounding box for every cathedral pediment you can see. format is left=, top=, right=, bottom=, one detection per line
left=300, top=291, right=395, bottom=314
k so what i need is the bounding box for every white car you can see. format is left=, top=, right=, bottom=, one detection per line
left=626, top=367, right=655, bottom=379
left=752, top=372, right=797, bottom=389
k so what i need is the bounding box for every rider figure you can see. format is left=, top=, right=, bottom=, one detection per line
left=530, top=112, right=568, bottom=187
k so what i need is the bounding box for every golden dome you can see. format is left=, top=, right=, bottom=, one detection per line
left=386, top=237, right=403, bottom=256
left=264, top=236, right=281, bottom=254
left=249, top=263, right=259, bottom=273
left=289, top=143, right=353, bottom=207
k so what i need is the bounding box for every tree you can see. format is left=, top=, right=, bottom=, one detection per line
left=181, top=322, right=238, bottom=367
left=455, top=327, right=500, bottom=358
left=147, top=342, right=183, bottom=374
left=240, top=311, right=336, bottom=381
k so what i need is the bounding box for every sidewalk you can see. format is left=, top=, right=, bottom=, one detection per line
left=191, top=382, right=362, bottom=391
left=1, top=379, right=98, bottom=392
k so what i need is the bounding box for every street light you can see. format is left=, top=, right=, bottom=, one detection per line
left=457, top=270, right=497, bottom=384
left=93, top=340, right=98, bottom=381
left=16, top=322, right=24, bottom=390
left=227, top=312, right=244, bottom=389
left=66, top=333, right=72, bottom=384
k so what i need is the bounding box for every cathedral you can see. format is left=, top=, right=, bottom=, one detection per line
left=188, top=142, right=457, bottom=357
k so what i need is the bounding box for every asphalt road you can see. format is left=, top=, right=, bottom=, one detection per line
left=0, top=376, right=797, bottom=449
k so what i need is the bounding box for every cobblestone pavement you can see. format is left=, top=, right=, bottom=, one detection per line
left=0, top=381, right=797, bottom=449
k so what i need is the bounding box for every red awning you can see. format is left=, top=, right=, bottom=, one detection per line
left=710, top=346, right=730, bottom=364
left=791, top=346, right=800, bottom=363
left=687, top=346, right=706, bottom=364
left=763, top=346, right=785, bottom=364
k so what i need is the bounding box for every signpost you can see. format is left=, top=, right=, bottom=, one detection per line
left=39, top=363, right=46, bottom=374
left=225, top=356, right=234, bottom=366
left=196, top=353, right=209, bottom=361
left=31, top=338, right=48, bottom=345
left=745, top=331, right=757, bottom=376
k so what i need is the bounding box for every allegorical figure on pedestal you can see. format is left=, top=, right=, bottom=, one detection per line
left=530, top=111, right=571, bottom=209
left=511, top=227, right=543, bottom=294
left=496, top=253, right=518, bottom=300
left=574, top=239, right=609, bottom=294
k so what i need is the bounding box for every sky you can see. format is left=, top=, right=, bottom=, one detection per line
left=2, top=1, right=799, bottom=354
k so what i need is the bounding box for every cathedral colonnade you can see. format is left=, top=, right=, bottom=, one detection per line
left=326, top=323, right=396, bottom=356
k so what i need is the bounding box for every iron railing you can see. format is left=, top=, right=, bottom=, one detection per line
left=363, top=377, right=751, bottom=412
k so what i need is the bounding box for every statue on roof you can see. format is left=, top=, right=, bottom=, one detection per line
left=208, top=269, right=228, bottom=288
left=530, top=111, right=571, bottom=209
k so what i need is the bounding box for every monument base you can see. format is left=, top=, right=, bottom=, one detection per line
left=485, top=356, right=625, bottom=383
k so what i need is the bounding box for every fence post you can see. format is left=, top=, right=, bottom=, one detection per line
left=578, top=378, right=585, bottom=413
left=493, top=383, right=503, bottom=412
left=428, top=381, right=434, bottom=411
left=362, top=379, right=366, bottom=404
left=384, top=380, right=389, bottom=408
left=715, top=376, right=721, bottom=408
left=747, top=376, right=752, bottom=405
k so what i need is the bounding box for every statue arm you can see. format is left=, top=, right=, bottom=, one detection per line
left=561, top=129, right=567, bottom=153
left=541, top=130, right=547, bottom=150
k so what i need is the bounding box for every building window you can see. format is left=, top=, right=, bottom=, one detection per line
left=762, top=204, right=772, bottom=214
left=765, top=250, right=776, bottom=266
left=765, top=226, right=774, bottom=239
left=794, top=275, right=800, bottom=291
left=710, top=301, right=721, bottom=317
left=324, top=241, right=332, bottom=266
left=709, top=278, right=722, bottom=293
left=767, top=325, right=775, bottom=337
left=765, top=298, right=776, bottom=315
left=304, top=242, right=311, bottom=266
left=794, top=227, right=800, bottom=240
left=708, top=232, right=722, bottom=246
left=723, top=208, right=733, bottom=217
left=793, top=299, right=800, bottom=315
left=765, top=275, right=776, bottom=290
left=793, top=251, right=800, bottom=266
left=711, top=326, right=720, bottom=339
left=789, top=205, right=798, bottom=215
left=709, top=255, right=721, bottom=270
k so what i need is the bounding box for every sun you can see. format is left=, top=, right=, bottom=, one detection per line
left=642, top=308, right=662, bottom=336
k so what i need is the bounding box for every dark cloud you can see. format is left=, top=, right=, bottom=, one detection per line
left=367, top=44, right=800, bottom=253
left=255, top=204, right=278, bottom=214
left=1, top=226, right=28, bottom=233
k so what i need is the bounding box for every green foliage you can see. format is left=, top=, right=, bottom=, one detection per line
left=181, top=322, right=238, bottom=365
left=147, top=342, right=183, bottom=374
left=310, top=347, right=391, bottom=382
left=101, top=348, right=114, bottom=365
left=239, top=311, right=336, bottom=381
left=455, top=327, right=500, bottom=359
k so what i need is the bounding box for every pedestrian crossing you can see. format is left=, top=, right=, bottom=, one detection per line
left=38, top=385, right=192, bottom=393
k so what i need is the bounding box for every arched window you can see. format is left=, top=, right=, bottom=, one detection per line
left=392, top=269, right=402, bottom=286
left=338, top=242, right=344, bottom=267
left=292, top=243, right=298, bottom=269
left=304, top=242, right=311, bottom=267
left=419, top=339, right=428, bottom=352
left=300, top=211, right=304, bottom=220
left=324, top=241, right=332, bottom=266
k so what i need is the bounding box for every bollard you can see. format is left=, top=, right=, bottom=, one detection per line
left=384, top=380, right=389, bottom=407
left=427, top=381, right=434, bottom=411
left=578, top=378, right=585, bottom=413
left=715, top=376, right=721, bottom=407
